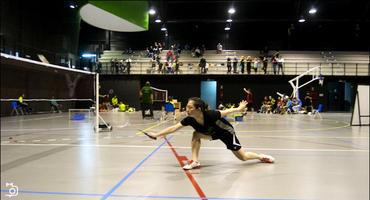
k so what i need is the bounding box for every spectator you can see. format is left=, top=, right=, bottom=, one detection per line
left=140, top=81, right=154, bottom=119
left=262, top=56, right=268, bottom=74
left=151, top=58, right=156, bottom=73
left=292, top=97, right=302, bottom=113
left=200, top=44, right=206, bottom=55
left=277, top=56, right=284, bottom=75
left=110, top=58, right=115, bottom=74
left=216, top=43, right=223, bottom=54
left=303, top=95, right=313, bottom=114
left=240, top=56, right=245, bottom=74
left=253, top=57, right=260, bottom=74
left=194, top=47, right=201, bottom=57
left=96, top=61, right=102, bottom=73
left=199, top=57, right=207, bottom=74
left=271, top=52, right=279, bottom=75
left=166, top=50, right=174, bottom=62
left=246, top=56, right=252, bottom=74
left=126, top=57, right=132, bottom=74
left=18, top=94, right=31, bottom=114
left=174, top=59, right=180, bottom=74
left=50, top=96, right=61, bottom=113
left=226, top=57, right=232, bottom=74
left=243, top=88, right=254, bottom=112
left=232, top=57, right=238, bottom=73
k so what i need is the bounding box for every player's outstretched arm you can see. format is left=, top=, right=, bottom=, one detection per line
left=143, top=122, right=184, bottom=140
left=219, top=100, right=247, bottom=117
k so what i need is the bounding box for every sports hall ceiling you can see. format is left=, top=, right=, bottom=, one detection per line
left=146, top=0, right=369, bottom=35
left=150, top=0, right=368, bottom=24
left=141, top=0, right=370, bottom=50
left=2, top=0, right=368, bottom=51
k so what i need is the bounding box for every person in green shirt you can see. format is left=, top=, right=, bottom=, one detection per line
left=140, top=81, right=153, bottom=119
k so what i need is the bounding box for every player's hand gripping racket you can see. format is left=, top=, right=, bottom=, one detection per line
left=138, top=129, right=157, bottom=140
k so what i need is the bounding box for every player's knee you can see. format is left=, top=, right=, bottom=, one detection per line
left=192, top=131, right=201, bottom=141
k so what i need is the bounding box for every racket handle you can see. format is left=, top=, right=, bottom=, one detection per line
left=143, top=132, right=157, bottom=140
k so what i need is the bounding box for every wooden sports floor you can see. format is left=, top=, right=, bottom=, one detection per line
left=1, top=111, right=368, bottom=200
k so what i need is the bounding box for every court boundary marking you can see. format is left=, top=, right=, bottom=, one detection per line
left=0, top=189, right=308, bottom=200
left=164, top=137, right=207, bottom=199
left=2, top=143, right=368, bottom=152
left=99, top=135, right=173, bottom=200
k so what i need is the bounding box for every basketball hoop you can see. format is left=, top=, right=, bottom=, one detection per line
left=318, top=75, right=324, bottom=86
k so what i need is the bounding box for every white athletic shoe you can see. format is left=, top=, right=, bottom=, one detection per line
left=183, top=160, right=200, bottom=170
left=259, top=154, right=275, bottom=163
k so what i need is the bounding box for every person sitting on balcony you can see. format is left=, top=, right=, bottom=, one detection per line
left=216, top=43, right=223, bottom=54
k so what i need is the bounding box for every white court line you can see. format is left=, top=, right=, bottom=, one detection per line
left=236, top=135, right=369, bottom=139
left=4, top=115, right=65, bottom=123
left=1, top=128, right=79, bottom=132
left=115, top=122, right=129, bottom=128
left=1, top=143, right=368, bottom=152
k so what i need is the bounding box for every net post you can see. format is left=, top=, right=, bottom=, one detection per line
left=95, top=73, right=99, bottom=133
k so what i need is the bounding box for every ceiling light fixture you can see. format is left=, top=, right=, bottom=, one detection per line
left=225, top=24, right=231, bottom=31
left=308, top=7, right=317, bottom=14
left=155, top=18, right=161, bottom=23
left=228, top=8, right=235, bottom=14
left=149, top=8, right=156, bottom=15
left=161, top=25, right=167, bottom=31
left=298, top=16, right=306, bottom=23
left=226, top=19, right=232, bottom=22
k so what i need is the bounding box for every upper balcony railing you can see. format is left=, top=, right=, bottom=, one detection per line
left=95, top=50, right=369, bottom=76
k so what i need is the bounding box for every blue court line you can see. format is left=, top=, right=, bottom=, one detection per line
left=0, top=190, right=310, bottom=200
left=100, top=135, right=174, bottom=200
left=0, top=189, right=102, bottom=196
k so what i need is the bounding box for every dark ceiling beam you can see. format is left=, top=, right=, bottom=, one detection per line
left=164, top=18, right=369, bottom=23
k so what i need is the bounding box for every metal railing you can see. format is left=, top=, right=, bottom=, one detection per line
left=94, top=61, right=369, bottom=76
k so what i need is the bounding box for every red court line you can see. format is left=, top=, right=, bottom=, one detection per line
left=165, top=137, right=207, bottom=200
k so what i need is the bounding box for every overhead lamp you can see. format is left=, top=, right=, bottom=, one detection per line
left=82, top=53, right=96, bottom=58
left=161, top=25, right=167, bottom=31
left=308, top=7, right=317, bottom=14
left=155, top=18, right=161, bottom=23
left=226, top=19, right=232, bottom=22
left=149, top=8, right=156, bottom=15
left=228, top=8, right=235, bottom=14
left=69, top=3, right=77, bottom=9
left=224, top=24, right=231, bottom=31
left=298, top=16, right=306, bottom=23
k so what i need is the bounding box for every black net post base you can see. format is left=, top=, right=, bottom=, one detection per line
left=94, top=123, right=113, bottom=132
